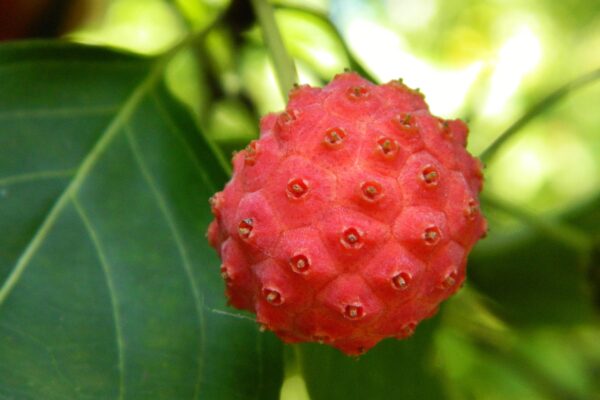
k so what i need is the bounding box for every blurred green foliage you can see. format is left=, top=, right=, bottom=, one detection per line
left=1, top=0, right=600, bottom=399
left=70, top=0, right=600, bottom=212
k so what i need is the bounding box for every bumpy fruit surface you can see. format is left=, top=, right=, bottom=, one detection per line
left=207, top=72, right=487, bottom=355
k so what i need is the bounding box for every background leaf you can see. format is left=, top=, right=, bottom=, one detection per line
left=0, top=42, right=282, bottom=399
left=298, top=317, right=445, bottom=400
left=469, top=202, right=596, bottom=327
left=469, top=236, right=594, bottom=327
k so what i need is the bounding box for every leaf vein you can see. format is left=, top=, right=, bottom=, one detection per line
left=71, top=195, right=126, bottom=400
left=150, top=92, right=227, bottom=188
left=0, top=169, right=75, bottom=187
left=0, top=59, right=143, bottom=73
left=124, top=124, right=205, bottom=400
left=0, top=54, right=164, bottom=308
left=0, top=105, right=119, bottom=120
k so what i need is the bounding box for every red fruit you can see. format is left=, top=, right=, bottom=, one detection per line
left=207, top=72, right=487, bottom=355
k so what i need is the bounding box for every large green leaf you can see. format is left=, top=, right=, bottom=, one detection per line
left=566, top=192, right=600, bottom=312
left=298, top=316, right=445, bottom=400
left=469, top=203, right=596, bottom=327
left=0, top=41, right=282, bottom=399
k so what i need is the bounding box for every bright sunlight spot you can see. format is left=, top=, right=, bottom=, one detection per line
left=489, top=135, right=546, bottom=203
left=306, top=48, right=339, bottom=70
left=346, top=19, right=483, bottom=116
left=482, top=25, right=543, bottom=116
left=385, top=0, right=437, bottom=31
left=72, top=0, right=184, bottom=54
left=488, top=126, right=598, bottom=209
left=544, top=130, right=599, bottom=200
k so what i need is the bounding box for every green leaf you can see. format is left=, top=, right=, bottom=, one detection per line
left=297, top=317, right=446, bottom=400
left=0, top=41, right=283, bottom=399
left=469, top=221, right=595, bottom=327
left=274, top=5, right=377, bottom=83
left=479, top=67, right=600, bottom=164
left=564, top=192, right=600, bottom=312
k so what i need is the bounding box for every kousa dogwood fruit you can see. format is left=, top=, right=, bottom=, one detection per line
left=207, top=72, right=487, bottom=355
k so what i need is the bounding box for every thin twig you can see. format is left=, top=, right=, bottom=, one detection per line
left=479, top=67, right=600, bottom=163
left=482, top=192, right=592, bottom=254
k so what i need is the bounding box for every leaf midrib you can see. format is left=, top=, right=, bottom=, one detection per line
left=0, top=52, right=175, bottom=400
left=0, top=54, right=165, bottom=308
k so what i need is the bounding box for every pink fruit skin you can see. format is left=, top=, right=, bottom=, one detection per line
left=208, top=72, right=487, bottom=355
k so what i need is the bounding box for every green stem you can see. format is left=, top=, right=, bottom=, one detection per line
left=482, top=192, right=592, bottom=254
left=479, top=67, right=600, bottom=164
left=251, top=0, right=298, bottom=100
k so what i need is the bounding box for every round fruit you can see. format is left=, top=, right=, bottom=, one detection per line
left=207, top=72, right=487, bottom=355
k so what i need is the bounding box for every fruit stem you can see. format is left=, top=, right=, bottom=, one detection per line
left=280, top=346, right=311, bottom=400
left=479, top=67, right=600, bottom=164
left=482, top=192, right=592, bottom=254
left=251, top=0, right=299, bottom=100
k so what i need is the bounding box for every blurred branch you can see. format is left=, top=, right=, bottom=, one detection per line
left=275, top=5, right=378, bottom=83
left=445, top=289, right=585, bottom=400
left=471, top=334, right=584, bottom=400
left=482, top=192, right=592, bottom=255
left=162, top=8, right=233, bottom=176
left=479, top=67, right=600, bottom=164
left=182, top=1, right=262, bottom=130
left=250, top=0, right=298, bottom=100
